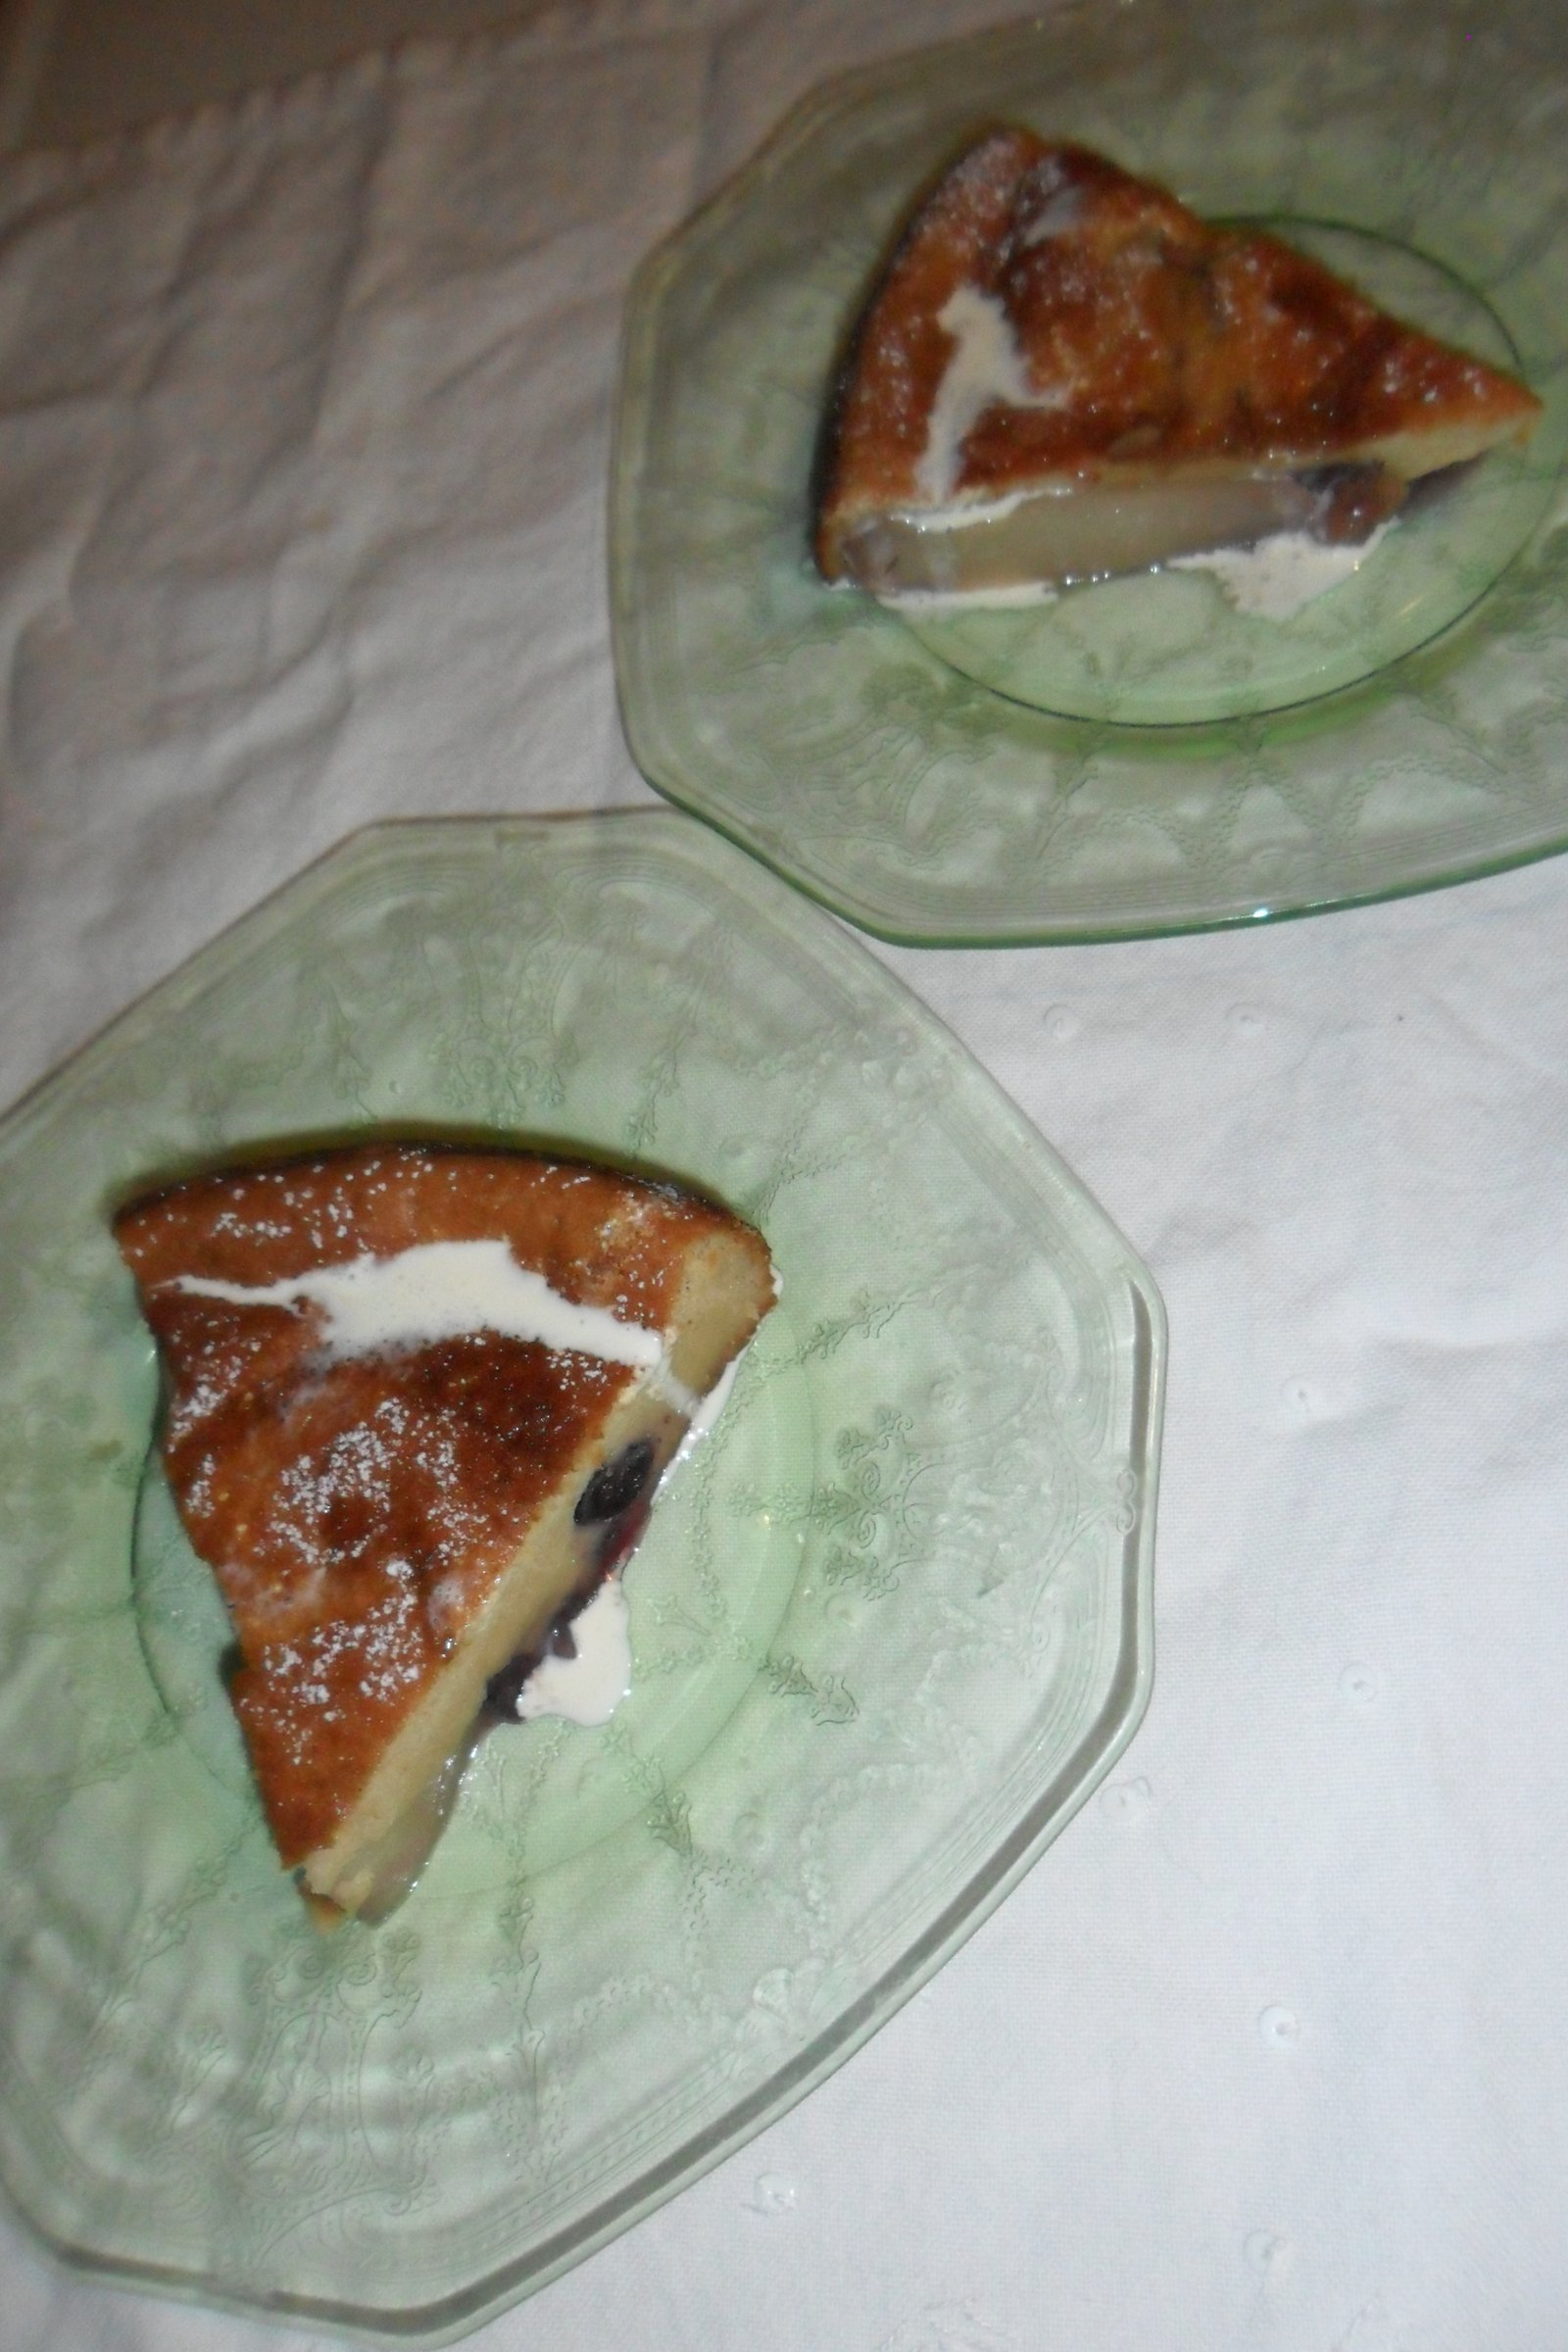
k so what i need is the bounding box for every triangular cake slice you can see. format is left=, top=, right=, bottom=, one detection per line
left=814, top=128, right=1542, bottom=597
left=116, top=1143, right=776, bottom=1920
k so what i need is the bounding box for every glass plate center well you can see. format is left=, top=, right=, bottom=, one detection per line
left=899, top=223, right=1548, bottom=726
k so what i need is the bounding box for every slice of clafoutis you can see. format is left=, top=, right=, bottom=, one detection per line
left=813, top=128, right=1543, bottom=598
left=116, top=1144, right=776, bottom=1923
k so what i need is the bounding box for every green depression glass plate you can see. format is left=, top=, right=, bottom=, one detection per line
left=611, top=0, right=1568, bottom=945
left=0, top=812, right=1162, bottom=2343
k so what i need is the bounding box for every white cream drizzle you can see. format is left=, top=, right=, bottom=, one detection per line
left=918, top=283, right=1070, bottom=503
left=170, top=1239, right=668, bottom=1376
left=515, top=1578, right=632, bottom=1727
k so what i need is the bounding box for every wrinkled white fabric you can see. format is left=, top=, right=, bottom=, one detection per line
left=2, top=10, right=1567, bottom=2352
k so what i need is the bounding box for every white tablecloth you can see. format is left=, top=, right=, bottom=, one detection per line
left=5, top=8, right=1567, bottom=2348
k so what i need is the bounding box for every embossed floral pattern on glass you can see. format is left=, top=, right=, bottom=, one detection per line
left=612, top=0, right=1568, bottom=944
left=0, top=813, right=1162, bottom=2342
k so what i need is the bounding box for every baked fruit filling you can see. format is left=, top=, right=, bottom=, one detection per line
left=116, top=1144, right=776, bottom=1921
left=814, top=130, right=1542, bottom=598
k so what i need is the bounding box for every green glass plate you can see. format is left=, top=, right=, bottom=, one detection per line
left=0, top=812, right=1162, bottom=2344
left=611, top=0, right=1568, bottom=945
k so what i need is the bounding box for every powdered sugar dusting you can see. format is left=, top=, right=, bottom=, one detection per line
left=258, top=1567, right=430, bottom=1767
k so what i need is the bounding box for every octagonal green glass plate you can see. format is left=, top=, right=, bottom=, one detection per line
left=0, top=812, right=1162, bottom=2344
left=611, top=0, right=1568, bottom=945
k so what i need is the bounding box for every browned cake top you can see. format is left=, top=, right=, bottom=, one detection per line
left=815, top=128, right=1540, bottom=568
left=117, top=1144, right=760, bottom=1864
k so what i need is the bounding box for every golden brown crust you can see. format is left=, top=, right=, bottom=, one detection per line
left=814, top=129, right=1542, bottom=575
left=117, top=1144, right=774, bottom=1874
